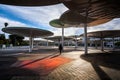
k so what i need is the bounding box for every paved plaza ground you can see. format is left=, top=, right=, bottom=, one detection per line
left=0, top=46, right=120, bottom=80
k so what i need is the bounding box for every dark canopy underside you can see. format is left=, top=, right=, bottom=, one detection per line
left=83, top=30, right=120, bottom=38
left=2, top=27, right=53, bottom=38
left=44, top=36, right=73, bottom=41
left=0, top=0, right=120, bottom=21
left=0, top=0, right=61, bottom=6
left=0, top=0, right=120, bottom=19
left=1, top=0, right=120, bottom=28
left=63, top=0, right=120, bottom=20
left=60, top=10, right=95, bottom=25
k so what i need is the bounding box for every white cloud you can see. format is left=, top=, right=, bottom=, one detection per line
left=87, top=18, right=120, bottom=32
left=52, top=27, right=83, bottom=36
left=1, top=4, right=68, bottom=29
left=1, top=3, right=77, bottom=37
left=0, top=17, right=28, bottom=33
left=1, top=4, right=120, bottom=39
left=0, top=17, right=28, bottom=39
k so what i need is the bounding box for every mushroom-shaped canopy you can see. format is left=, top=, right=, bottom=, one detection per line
left=0, top=0, right=61, bottom=6
left=50, top=18, right=111, bottom=28
left=80, top=30, right=120, bottom=38
left=68, top=35, right=80, bottom=38
left=88, top=19, right=112, bottom=27
left=60, top=10, right=95, bottom=25
left=2, top=27, right=53, bottom=38
left=45, top=36, right=73, bottom=41
left=63, top=0, right=120, bottom=20
left=49, top=19, right=78, bottom=28
left=68, top=35, right=82, bottom=41
left=49, top=19, right=64, bottom=28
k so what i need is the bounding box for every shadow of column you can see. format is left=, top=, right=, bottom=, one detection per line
left=80, top=52, right=120, bottom=80
left=91, top=63, right=112, bottom=80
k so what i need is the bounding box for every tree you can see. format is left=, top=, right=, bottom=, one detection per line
left=9, top=35, right=24, bottom=46
left=0, top=34, right=6, bottom=48
left=0, top=34, right=6, bottom=44
left=0, top=34, right=5, bottom=40
left=115, top=41, right=120, bottom=47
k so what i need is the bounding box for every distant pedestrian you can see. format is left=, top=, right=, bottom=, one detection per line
left=59, top=44, right=63, bottom=55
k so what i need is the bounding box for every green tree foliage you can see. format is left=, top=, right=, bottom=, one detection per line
left=0, top=34, right=5, bottom=40
left=115, top=41, right=120, bottom=47
left=0, top=34, right=6, bottom=48
left=0, top=40, right=4, bottom=44
left=9, top=34, right=24, bottom=46
left=0, top=34, right=5, bottom=44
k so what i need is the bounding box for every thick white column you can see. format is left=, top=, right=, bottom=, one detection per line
left=83, top=6, right=89, bottom=54
left=95, top=39, right=98, bottom=49
left=75, top=41, right=78, bottom=48
left=112, top=37, right=115, bottom=50
left=101, top=38, right=104, bottom=51
left=32, top=38, right=34, bottom=48
left=62, top=27, right=64, bottom=50
left=84, top=23, right=88, bottom=54
left=29, top=37, right=32, bottom=52
left=75, top=36, right=78, bottom=49
left=67, top=41, right=69, bottom=46
left=47, top=39, right=48, bottom=46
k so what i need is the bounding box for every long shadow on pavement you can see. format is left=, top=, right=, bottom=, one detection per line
left=80, top=51, right=120, bottom=80
left=0, top=56, right=40, bottom=80
left=18, top=52, right=58, bottom=67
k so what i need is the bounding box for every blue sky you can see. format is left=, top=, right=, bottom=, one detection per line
left=0, top=3, right=120, bottom=39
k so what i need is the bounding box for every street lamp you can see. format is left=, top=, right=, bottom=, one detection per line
left=4, top=22, right=8, bottom=28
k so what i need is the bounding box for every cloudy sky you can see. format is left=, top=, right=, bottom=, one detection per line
left=0, top=3, right=120, bottom=39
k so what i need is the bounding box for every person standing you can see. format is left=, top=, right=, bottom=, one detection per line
left=59, top=43, right=63, bottom=55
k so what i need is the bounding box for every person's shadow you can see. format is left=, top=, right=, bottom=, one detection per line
left=80, top=51, right=120, bottom=80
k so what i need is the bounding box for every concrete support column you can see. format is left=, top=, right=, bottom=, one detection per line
left=47, top=39, right=48, bottom=46
left=36, top=42, right=39, bottom=47
left=112, top=37, right=115, bottom=50
left=32, top=38, right=34, bottom=48
left=94, top=38, right=98, bottom=49
left=29, top=37, right=32, bottom=52
left=101, top=38, right=104, bottom=51
left=75, top=41, right=78, bottom=50
left=95, top=39, right=98, bottom=49
left=75, top=41, right=78, bottom=48
left=83, top=6, right=89, bottom=54
left=62, top=27, right=64, bottom=50
left=90, top=40, right=93, bottom=47
left=84, top=23, right=88, bottom=54
left=75, top=36, right=78, bottom=49
left=67, top=41, right=69, bottom=46
left=54, top=42, right=55, bottom=46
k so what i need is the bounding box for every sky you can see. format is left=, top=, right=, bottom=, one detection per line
left=0, top=3, right=120, bottom=39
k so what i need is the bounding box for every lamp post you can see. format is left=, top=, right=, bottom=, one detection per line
left=4, top=22, right=8, bottom=28
left=3, top=22, right=8, bottom=48
left=4, top=22, right=8, bottom=38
